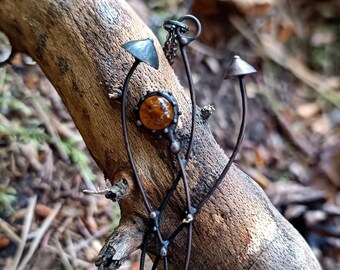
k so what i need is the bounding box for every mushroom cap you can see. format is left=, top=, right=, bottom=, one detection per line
left=122, top=38, right=159, bottom=70
left=224, top=55, right=256, bottom=79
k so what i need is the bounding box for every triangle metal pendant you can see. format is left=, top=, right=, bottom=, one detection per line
left=122, top=38, right=159, bottom=70
left=224, top=55, right=256, bottom=79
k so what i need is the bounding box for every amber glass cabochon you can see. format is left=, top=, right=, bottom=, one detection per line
left=139, top=95, right=175, bottom=130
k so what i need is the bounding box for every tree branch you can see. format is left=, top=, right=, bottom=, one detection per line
left=95, top=215, right=146, bottom=270
left=0, top=0, right=320, bottom=269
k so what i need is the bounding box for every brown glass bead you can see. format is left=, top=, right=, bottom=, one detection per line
left=139, top=95, right=174, bottom=130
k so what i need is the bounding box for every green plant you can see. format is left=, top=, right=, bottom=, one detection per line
left=0, top=123, right=50, bottom=146
left=61, top=138, right=96, bottom=181
left=0, top=184, right=16, bottom=213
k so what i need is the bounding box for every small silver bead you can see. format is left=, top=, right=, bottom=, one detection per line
left=183, top=213, right=194, bottom=224
left=160, top=247, right=167, bottom=257
left=170, top=140, right=180, bottom=153
left=150, top=211, right=157, bottom=219
left=186, top=213, right=194, bottom=222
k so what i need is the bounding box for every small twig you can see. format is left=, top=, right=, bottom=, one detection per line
left=229, top=15, right=340, bottom=97
left=82, top=170, right=97, bottom=191
left=77, top=217, right=93, bottom=239
left=29, top=93, right=69, bottom=161
left=0, top=66, right=6, bottom=90
left=45, top=245, right=95, bottom=269
left=17, top=202, right=62, bottom=270
left=51, top=116, right=80, bottom=141
left=10, top=75, right=69, bottom=161
left=190, top=41, right=226, bottom=59
left=66, top=229, right=78, bottom=268
left=273, top=111, right=315, bottom=157
left=12, top=74, right=69, bottom=161
left=11, top=195, right=37, bottom=270
left=83, top=188, right=110, bottom=195
left=84, top=179, right=129, bottom=202
left=56, top=216, right=73, bottom=236
left=0, top=217, right=22, bottom=245
left=69, top=224, right=112, bottom=253
left=55, top=237, right=73, bottom=270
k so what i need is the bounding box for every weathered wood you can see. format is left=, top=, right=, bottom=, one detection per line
left=96, top=215, right=146, bottom=269
left=0, top=0, right=321, bottom=269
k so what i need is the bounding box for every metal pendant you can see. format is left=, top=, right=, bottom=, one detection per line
left=117, top=14, right=256, bottom=270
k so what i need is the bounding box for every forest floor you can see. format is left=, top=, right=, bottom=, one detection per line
left=0, top=0, right=339, bottom=269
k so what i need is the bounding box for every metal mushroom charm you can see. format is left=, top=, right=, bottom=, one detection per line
left=196, top=55, right=256, bottom=211
left=121, top=38, right=160, bottom=214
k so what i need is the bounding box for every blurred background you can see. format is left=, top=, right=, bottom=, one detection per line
left=0, top=0, right=339, bottom=269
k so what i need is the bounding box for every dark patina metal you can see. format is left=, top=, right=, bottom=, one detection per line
left=122, top=38, right=159, bottom=69
left=120, top=15, right=256, bottom=270
left=134, top=90, right=181, bottom=153
left=224, top=55, right=257, bottom=78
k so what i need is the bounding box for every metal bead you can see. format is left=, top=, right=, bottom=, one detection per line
left=170, top=140, right=180, bottom=153
left=182, top=213, right=194, bottom=224
left=150, top=211, right=157, bottom=219
left=186, top=213, right=194, bottom=222
left=160, top=247, right=167, bottom=257
left=136, top=120, right=142, bottom=126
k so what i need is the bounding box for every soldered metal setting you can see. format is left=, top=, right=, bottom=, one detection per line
left=135, top=91, right=178, bottom=132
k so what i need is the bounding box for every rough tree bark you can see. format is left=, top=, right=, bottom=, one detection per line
left=0, top=0, right=321, bottom=269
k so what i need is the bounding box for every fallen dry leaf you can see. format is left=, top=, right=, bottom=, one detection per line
left=297, top=103, right=321, bottom=118
left=311, top=115, right=332, bottom=134
left=35, top=204, right=53, bottom=218
left=0, top=235, right=10, bottom=249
